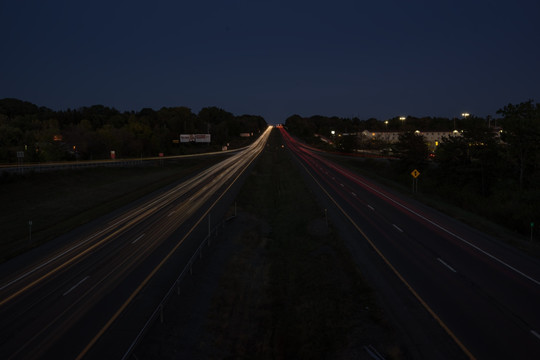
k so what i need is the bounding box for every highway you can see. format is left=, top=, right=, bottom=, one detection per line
left=0, top=126, right=272, bottom=359
left=280, top=126, right=540, bottom=359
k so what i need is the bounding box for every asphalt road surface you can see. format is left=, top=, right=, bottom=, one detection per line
left=0, top=126, right=272, bottom=360
left=280, top=126, right=540, bottom=360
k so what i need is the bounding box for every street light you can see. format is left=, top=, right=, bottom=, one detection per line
left=399, top=116, right=406, bottom=130
left=455, top=113, right=469, bottom=131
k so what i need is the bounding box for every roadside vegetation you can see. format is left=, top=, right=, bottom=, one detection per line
left=285, top=100, right=540, bottom=243
left=0, top=98, right=266, bottom=163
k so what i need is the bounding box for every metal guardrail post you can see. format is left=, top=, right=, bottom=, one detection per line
left=122, top=218, right=232, bottom=359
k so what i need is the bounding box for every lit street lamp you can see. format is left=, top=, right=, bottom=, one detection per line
left=399, top=116, right=406, bottom=129
left=455, top=112, right=469, bottom=130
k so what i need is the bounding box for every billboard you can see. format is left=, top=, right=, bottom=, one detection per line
left=180, top=134, right=211, bottom=143
left=195, top=134, right=211, bottom=143
left=180, top=134, right=192, bottom=143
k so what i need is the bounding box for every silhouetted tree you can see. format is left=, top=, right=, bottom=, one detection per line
left=395, top=131, right=429, bottom=170
left=497, top=100, right=540, bottom=190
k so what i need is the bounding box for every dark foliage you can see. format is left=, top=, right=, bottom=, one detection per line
left=284, top=103, right=540, bottom=237
left=0, top=99, right=267, bottom=162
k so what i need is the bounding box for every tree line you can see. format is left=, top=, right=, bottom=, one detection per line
left=0, top=98, right=267, bottom=162
left=285, top=101, right=540, bottom=238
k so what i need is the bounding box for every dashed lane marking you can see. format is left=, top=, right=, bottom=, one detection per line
left=437, top=258, right=457, bottom=273
left=63, top=276, right=89, bottom=296
left=132, top=234, right=145, bottom=244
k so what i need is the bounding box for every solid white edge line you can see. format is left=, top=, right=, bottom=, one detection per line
left=367, top=205, right=375, bottom=211
left=289, top=147, right=477, bottom=360
left=392, top=224, right=403, bottom=232
left=437, top=258, right=457, bottom=273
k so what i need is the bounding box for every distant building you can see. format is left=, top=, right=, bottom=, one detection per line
left=359, top=130, right=462, bottom=151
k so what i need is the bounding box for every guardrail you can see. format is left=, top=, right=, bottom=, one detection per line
left=0, top=148, right=247, bottom=175
left=120, top=212, right=236, bottom=360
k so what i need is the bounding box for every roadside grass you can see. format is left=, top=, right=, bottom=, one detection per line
left=0, top=157, right=223, bottom=262
left=202, top=130, right=401, bottom=358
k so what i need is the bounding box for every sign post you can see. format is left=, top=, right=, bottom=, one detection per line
left=410, top=169, right=420, bottom=193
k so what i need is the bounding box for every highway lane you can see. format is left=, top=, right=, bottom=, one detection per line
left=0, top=126, right=272, bottom=359
left=280, top=126, right=540, bottom=359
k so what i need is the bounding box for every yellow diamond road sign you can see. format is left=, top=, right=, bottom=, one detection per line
left=411, top=169, right=420, bottom=178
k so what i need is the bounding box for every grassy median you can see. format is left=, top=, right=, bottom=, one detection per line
left=199, top=129, right=401, bottom=358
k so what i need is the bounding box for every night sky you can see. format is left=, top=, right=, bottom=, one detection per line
left=1, top=0, right=539, bottom=123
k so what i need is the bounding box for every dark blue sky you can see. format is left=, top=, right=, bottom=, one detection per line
left=1, top=0, right=539, bottom=123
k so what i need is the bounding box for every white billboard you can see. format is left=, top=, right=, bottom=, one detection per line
left=180, top=134, right=211, bottom=143
left=180, top=134, right=192, bottom=143
left=195, top=134, right=211, bottom=143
